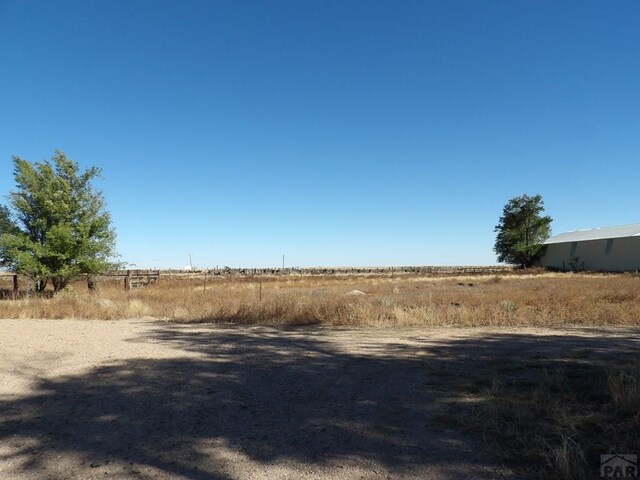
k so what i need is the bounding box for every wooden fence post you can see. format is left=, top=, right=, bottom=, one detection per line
left=125, top=270, right=131, bottom=291
left=12, top=274, right=18, bottom=299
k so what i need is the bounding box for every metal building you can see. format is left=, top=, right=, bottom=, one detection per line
left=538, top=223, right=640, bottom=272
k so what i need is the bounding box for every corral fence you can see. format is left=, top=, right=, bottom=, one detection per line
left=101, top=270, right=161, bottom=290
left=1, top=266, right=513, bottom=296
left=0, top=270, right=162, bottom=296
left=0, top=273, right=20, bottom=299
left=208, top=266, right=513, bottom=276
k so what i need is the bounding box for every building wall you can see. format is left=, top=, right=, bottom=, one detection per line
left=539, top=236, right=640, bottom=271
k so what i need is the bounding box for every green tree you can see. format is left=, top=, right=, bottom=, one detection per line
left=0, top=205, right=16, bottom=236
left=0, top=151, right=118, bottom=292
left=0, top=205, right=19, bottom=269
left=494, top=194, right=552, bottom=268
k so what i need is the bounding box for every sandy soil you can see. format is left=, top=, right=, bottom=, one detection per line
left=1, top=319, right=638, bottom=480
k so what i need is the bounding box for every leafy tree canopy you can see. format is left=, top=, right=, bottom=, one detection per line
left=494, top=194, right=552, bottom=268
left=0, top=151, right=118, bottom=291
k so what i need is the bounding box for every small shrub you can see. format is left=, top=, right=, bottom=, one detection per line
left=380, top=296, right=395, bottom=308
left=54, top=285, right=79, bottom=299
left=544, top=435, right=587, bottom=480
left=500, top=300, right=516, bottom=311
left=608, top=369, right=640, bottom=414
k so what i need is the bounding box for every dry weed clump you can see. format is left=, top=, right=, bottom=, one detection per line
left=0, top=272, right=639, bottom=326
left=464, top=360, right=640, bottom=479
left=608, top=369, right=640, bottom=415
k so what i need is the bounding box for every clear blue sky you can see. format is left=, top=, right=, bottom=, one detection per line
left=1, top=1, right=639, bottom=268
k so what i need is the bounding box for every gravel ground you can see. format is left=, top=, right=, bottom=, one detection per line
left=1, top=318, right=637, bottom=480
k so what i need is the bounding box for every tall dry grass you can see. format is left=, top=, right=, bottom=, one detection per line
left=466, top=360, right=639, bottom=479
left=1, top=272, right=640, bottom=326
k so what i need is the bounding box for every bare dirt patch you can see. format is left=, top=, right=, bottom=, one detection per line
left=0, top=319, right=637, bottom=479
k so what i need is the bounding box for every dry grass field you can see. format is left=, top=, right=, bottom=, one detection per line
left=1, top=271, right=639, bottom=479
left=2, top=270, right=640, bottom=327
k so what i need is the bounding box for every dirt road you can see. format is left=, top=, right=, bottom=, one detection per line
left=1, top=319, right=637, bottom=479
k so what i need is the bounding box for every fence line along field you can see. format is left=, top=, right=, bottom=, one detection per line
left=1, top=268, right=639, bottom=326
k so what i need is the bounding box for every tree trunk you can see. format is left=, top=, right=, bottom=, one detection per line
left=52, top=277, right=68, bottom=293
left=35, top=278, right=48, bottom=294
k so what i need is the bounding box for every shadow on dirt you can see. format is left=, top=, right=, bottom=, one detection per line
left=0, top=324, right=637, bottom=479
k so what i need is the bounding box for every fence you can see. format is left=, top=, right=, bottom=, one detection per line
left=99, top=270, right=161, bottom=290
left=158, top=266, right=512, bottom=277
left=1, top=266, right=512, bottom=295
left=0, top=270, right=162, bottom=294
left=0, top=274, right=19, bottom=299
